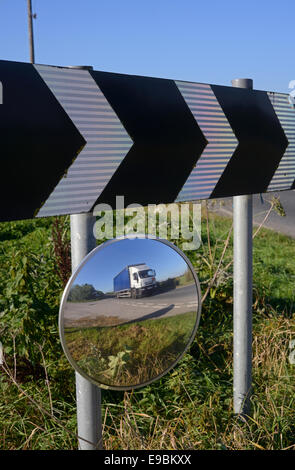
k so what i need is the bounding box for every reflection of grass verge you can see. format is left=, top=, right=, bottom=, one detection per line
left=64, top=311, right=195, bottom=388
left=64, top=315, right=125, bottom=328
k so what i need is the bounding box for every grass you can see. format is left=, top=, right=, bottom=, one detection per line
left=0, top=207, right=294, bottom=450
left=64, top=311, right=196, bottom=389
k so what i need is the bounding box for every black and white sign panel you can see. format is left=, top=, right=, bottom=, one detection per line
left=0, top=59, right=294, bottom=222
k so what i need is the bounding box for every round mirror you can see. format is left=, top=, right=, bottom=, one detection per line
left=59, top=236, right=201, bottom=390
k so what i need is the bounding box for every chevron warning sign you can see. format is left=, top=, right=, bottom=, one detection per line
left=0, top=59, right=294, bottom=222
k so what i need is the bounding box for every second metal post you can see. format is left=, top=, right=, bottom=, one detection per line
left=232, top=78, right=253, bottom=417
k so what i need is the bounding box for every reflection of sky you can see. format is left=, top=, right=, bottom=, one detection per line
left=72, top=238, right=190, bottom=293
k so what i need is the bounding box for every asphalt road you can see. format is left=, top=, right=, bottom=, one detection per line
left=208, top=190, right=295, bottom=238
left=63, top=283, right=199, bottom=328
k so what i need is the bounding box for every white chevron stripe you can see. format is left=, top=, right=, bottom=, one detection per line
left=267, top=92, right=295, bottom=191
left=175, top=81, right=238, bottom=200
left=34, top=65, right=133, bottom=216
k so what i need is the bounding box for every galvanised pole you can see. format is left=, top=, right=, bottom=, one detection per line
left=70, top=213, right=103, bottom=449
left=232, top=78, right=253, bottom=418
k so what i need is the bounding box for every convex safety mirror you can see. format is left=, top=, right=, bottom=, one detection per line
left=59, top=237, right=201, bottom=390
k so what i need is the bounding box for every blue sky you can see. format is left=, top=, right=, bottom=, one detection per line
left=72, top=238, right=190, bottom=293
left=0, top=0, right=294, bottom=93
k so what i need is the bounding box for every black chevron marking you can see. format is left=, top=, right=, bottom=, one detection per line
left=210, top=85, right=288, bottom=198
left=1, top=59, right=295, bottom=224
left=89, top=71, right=207, bottom=208
left=0, top=60, right=86, bottom=222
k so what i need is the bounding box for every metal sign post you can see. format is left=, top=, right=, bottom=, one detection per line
left=232, top=78, right=253, bottom=417
left=70, top=213, right=102, bottom=449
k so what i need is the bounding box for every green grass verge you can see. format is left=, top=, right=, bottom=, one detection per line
left=0, top=209, right=294, bottom=450
left=64, top=311, right=196, bottom=388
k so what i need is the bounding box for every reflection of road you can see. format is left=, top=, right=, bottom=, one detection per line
left=64, top=284, right=198, bottom=327
left=153, top=284, right=196, bottom=303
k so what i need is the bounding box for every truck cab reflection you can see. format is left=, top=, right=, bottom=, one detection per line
left=114, top=263, right=156, bottom=299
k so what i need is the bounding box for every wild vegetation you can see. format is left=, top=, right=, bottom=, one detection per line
left=64, top=311, right=196, bottom=388
left=0, top=201, right=294, bottom=450
left=67, top=283, right=104, bottom=302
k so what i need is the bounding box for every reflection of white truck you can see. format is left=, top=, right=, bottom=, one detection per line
left=113, top=264, right=156, bottom=299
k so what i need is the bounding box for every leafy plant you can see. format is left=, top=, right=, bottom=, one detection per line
left=0, top=221, right=63, bottom=365
left=104, top=347, right=132, bottom=379
left=51, top=217, right=71, bottom=288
